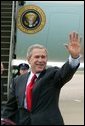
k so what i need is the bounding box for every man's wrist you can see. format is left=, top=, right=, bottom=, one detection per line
left=71, top=55, right=80, bottom=59
left=69, top=55, right=80, bottom=68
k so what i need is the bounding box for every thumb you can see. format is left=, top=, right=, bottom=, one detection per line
left=64, top=44, right=69, bottom=50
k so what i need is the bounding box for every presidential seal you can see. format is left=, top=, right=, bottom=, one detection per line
left=17, top=5, right=46, bottom=34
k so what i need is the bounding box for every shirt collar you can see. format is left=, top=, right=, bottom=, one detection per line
left=30, top=71, right=40, bottom=78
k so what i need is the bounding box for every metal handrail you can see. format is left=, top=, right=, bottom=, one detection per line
left=7, top=1, right=16, bottom=98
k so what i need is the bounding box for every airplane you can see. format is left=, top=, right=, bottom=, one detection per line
left=12, top=1, right=84, bottom=75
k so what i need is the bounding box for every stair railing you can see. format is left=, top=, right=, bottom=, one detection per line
left=7, top=1, right=16, bottom=98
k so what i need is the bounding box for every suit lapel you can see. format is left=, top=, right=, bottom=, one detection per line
left=20, top=72, right=30, bottom=106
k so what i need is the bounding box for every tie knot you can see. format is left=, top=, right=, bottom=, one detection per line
left=31, top=74, right=37, bottom=82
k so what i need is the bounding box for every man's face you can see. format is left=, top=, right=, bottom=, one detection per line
left=28, top=48, right=47, bottom=73
left=19, top=69, right=28, bottom=75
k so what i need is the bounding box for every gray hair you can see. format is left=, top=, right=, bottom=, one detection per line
left=27, top=44, right=48, bottom=58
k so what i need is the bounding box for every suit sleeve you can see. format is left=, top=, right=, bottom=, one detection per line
left=54, top=60, right=80, bottom=88
left=1, top=78, right=18, bottom=120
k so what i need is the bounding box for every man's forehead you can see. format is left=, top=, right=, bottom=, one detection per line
left=32, top=48, right=46, bottom=53
left=31, top=49, right=47, bottom=58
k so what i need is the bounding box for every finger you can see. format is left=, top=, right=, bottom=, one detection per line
left=69, top=32, right=74, bottom=42
left=72, top=32, right=77, bottom=41
left=64, top=44, right=69, bottom=49
left=69, top=33, right=72, bottom=42
left=73, top=32, right=75, bottom=39
left=75, top=32, right=81, bottom=43
left=74, top=32, right=79, bottom=42
left=70, top=32, right=79, bottom=42
left=76, top=33, right=78, bottom=40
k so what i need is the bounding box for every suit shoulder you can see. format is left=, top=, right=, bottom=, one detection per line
left=46, top=66, right=60, bottom=72
left=14, top=72, right=29, bottom=82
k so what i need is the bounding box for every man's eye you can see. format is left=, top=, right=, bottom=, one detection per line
left=34, top=55, right=45, bottom=59
left=41, top=56, right=45, bottom=58
left=35, top=56, right=39, bottom=58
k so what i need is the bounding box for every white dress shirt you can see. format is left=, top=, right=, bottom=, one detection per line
left=24, top=72, right=39, bottom=109
left=69, top=55, right=80, bottom=68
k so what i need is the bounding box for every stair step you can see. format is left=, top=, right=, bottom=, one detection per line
left=1, top=16, right=12, bottom=21
left=1, top=49, right=10, bottom=55
left=1, top=55, right=9, bottom=62
left=1, top=78, right=8, bottom=84
left=1, top=25, right=11, bottom=27
left=1, top=2, right=12, bottom=5
left=1, top=75, right=8, bottom=79
left=2, top=101, right=7, bottom=105
left=1, top=4, right=12, bottom=8
left=1, top=42, right=10, bottom=48
left=1, top=31, right=11, bottom=36
left=1, top=1, right=12, bottom=4
left=1, top=37, right=10, bottom=43
left=1, top=21, right=11, bottom=25
left=1, top=25, right=11, bottom=31
left=1, top=14, right=12, bottom=18
left=1, top=12, right=12, bottom=16
left=3, top=85, right=8, bottom=93
left=1, top=8, right=12, bottom=13
left=3, top=69, right=9, bottom=77
left=2, top=94, right=7, bottom=102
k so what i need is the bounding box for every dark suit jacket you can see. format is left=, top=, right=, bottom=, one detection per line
left=2, top=61, right=80, bottom=125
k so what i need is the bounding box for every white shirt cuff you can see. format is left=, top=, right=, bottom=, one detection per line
left=69, top=55, right=80, bottom=68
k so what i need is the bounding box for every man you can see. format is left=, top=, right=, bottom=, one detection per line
left=2, top=32, right=81, bottom=125
left=18, top=63, right=29, bottom=75
left=15, top=63, right=29, bottom=77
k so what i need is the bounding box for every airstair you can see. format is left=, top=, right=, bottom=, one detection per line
left=1, top=1, right=16, bottom=104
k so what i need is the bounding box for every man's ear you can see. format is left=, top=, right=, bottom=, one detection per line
left=27, top=56, right=31, bottom=63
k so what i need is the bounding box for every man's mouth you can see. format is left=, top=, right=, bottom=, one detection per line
left=36, top=63, right=44, bottom=66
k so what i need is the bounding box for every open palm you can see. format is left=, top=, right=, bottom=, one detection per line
left=65, top=32, right=81, bottom=58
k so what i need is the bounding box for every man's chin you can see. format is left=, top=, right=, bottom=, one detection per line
left=36, top=68, right=44, bottom=73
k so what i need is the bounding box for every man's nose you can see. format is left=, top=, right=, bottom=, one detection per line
left=38, top=57, right=42, bottom=62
